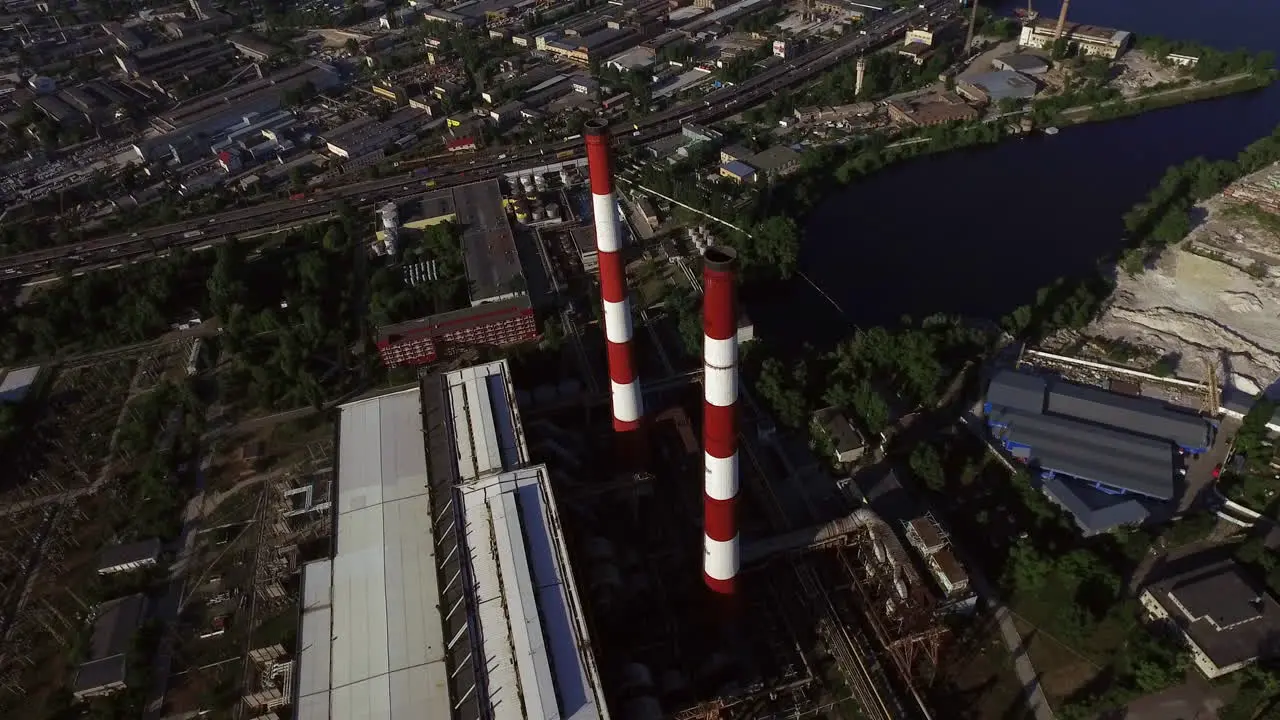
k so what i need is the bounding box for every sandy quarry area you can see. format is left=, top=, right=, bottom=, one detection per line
left=1086, top=164, right=1280, bottom=396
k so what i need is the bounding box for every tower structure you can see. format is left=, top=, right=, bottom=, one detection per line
left=702, top=247, right=739, bottom=596
left=584, top=119, right=644, bottom=438
left=1054, top=0, right=1071, bottom=41
left=965, top=0, right=979, bottom=52
left=855, top=56, right=866, bottom=97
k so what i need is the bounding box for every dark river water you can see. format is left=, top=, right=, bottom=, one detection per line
left=756, top=0, right=1280, bottom=344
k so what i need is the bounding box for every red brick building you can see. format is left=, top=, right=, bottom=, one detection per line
left=376, top=297, right=538, bottom=367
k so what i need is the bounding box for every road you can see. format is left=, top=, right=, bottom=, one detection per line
left=0, top=0, right=958, bottom=285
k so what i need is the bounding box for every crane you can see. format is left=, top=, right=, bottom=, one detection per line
left=1203, top=355, right=1221, bottom=415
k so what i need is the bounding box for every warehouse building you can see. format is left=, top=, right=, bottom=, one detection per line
left=886, top=92, right=978, bottom=127
left=955, top=70, right=1038, bottom=105
left=96, top=539, right=162, bottom=575
left=73, top=594, right=149, bottom=700
left=748, top=145, right=801, bottom=179
left=293, top=361, right=608, bottom=719
left=985, top=369, right=1211, bottom=534
left=1141, top=558, right=1280, bottom=678
left=991, top=53, right=1050, bottom=75
left=374, top=181, right=538, bottom=367
left=1018, top=18, right=1131, bottom=59
left=146, top=62, right=343, bottom=152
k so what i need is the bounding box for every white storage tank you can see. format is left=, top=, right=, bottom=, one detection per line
left=547, top=203, right=561, bottom=220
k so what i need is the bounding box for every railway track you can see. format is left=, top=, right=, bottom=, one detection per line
left=0, top=1, right=956, bottom=285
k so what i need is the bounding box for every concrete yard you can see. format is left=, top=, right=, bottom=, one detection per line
left=1086, top=162, right=1280, bottom=396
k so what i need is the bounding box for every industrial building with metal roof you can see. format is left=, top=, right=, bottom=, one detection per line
left=955, top=70, right=1038, bottom=104
left=73, top=594, right=149, bottom=700
left=1142, top=559, right=1280, bottom=678
left=294, top=360, right=608, bottom=720
left=984, top=369, right=1211, bottom=533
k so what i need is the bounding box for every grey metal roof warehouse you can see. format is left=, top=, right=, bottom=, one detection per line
left=74, top=594, right=148, bottom=698
left=992, top=407, right=1176, bottom=464
left=962, top=70, right=1038, bottom=102
left=1045, top=381, right=1209, bottom=450
left=986, top=370, right=1210, bottom=449
left=1041, top=476, right=1150, bottom=535
left=986, top=370, right=1048, bottom=413
left=999, top=414, right=1175, bottom=500
left=294, top=362, right=609, bottom=720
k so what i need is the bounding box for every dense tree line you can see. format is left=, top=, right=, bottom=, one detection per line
left=1120, top=123, right=1280, bottom=275
left=0, top=250, right=208, bottom=363
left=214, top=217, right=373, bottom=411
left=750, top=319, right=988, bottom=435
left=1136, top=35, right=1275, bottom=81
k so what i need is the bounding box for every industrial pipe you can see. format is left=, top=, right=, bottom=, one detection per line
left=702, top=246, right=739, bottom=595
left=584, top=120, right=644, bottom=436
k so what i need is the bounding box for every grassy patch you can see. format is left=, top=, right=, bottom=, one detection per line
left=1221, top=201, right=1280, bottom=237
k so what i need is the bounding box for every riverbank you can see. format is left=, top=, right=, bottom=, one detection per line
left=1059, top=72, right=1276, bottom=126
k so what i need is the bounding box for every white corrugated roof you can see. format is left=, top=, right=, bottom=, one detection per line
left=296, top=560, right=333, bottom=720
left=445, top=361, right=528, bottom=481
left=460, top=466, right=607, bottom=720
left=298, top=366, right=606, bottom=720
left=299, top=389, right=450, bottom=720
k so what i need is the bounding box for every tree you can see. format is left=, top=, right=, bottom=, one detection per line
left=909, top=443, right=945, bottom=491
left=748, top=216, right=800, bottom=278
left=756, top=357, right=807, bottom=428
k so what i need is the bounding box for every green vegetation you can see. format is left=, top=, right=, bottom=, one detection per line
left=1136, top=36, right=1276, bottom=81
left=1218, top=398, right=1279, bottom=514
left=1122, top=125, right=1280, bottom=271
left=802, top=50, right=955, bottom=108
left=1222, top=201, right=1280, bottom=237
left=910, top=432, right=1189, bottom=719
left=0, top=250, right=208, bottom=363
left=746, top=319, right=989, bottom=437
left=214, top=218, right=374, bottom=412
left=369, top=222, right=468, bottom=327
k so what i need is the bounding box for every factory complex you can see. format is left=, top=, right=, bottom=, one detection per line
left=294, top=362, right=608, bottom=719
left=373, top=179, right=539, bottom=367
left=984, top=369, right=1212, bottom=535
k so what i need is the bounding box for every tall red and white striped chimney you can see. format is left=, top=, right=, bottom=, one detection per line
left=702, top=246, right=739, bottom=596
left=584, top=120, right=644, bottom=436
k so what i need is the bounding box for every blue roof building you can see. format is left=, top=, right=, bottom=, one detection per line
left=719, top=160, right=756, bottom=183
left=984, top=369, right=1212, bottom=534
